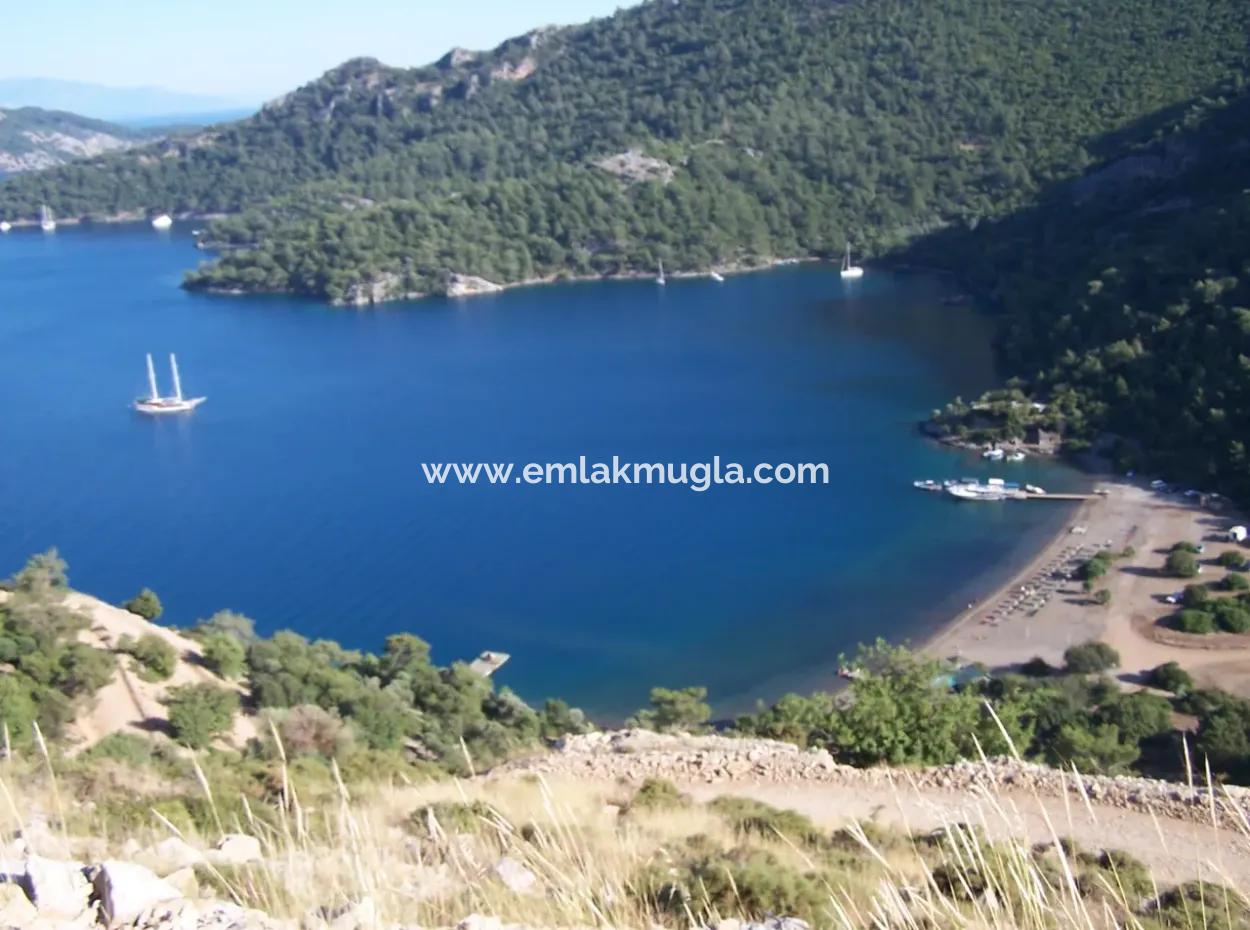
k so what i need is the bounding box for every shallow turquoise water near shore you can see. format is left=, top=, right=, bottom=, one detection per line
left=0, top=225, right=1084, bottom=716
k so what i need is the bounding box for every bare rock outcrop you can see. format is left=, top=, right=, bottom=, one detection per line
left=444, top=274, right=504, bottom=298
left=593, top=150, right=676, bottom=184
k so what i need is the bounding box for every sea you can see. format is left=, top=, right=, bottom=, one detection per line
left=0, top=224, right=1087, bottom=717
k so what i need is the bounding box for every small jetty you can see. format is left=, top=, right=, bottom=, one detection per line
left=467, top=650, right=510, bottom=677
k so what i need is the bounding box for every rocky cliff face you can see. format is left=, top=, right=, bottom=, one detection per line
left=0, top=107, right=154, bottom=173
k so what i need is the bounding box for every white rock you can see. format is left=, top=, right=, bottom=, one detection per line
left=457, top=915, right=502, bottom=930
left=209, top=834, right=262, bottom=865
left=492, top=857, right=538, bottom=895
left=22, top=855, right=91, bottom=919
left=148, top=837, right=205, bottom=872
left=0, top=882, right=37, bottom=926
left=93, top=859, right=183, bottom=924
left=164, top=866, right=199, bottom=899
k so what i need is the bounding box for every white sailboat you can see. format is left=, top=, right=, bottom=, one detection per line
left=39, top=205, right=56, bottom=233
left=134, top=353, right=206, bottom=414
left=0, top=221, right=10, bottom=233
left=151, top=213, right=173, bottom=230
left=709, top=270, right=725, bottom=282
left=840, top=242, right=864, bottom=279
left=656, top=259, right=666, bottom=286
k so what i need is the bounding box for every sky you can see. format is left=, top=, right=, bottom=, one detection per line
left=3, top=0, right=628, bottom=102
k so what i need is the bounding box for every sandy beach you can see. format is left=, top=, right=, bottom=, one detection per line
left=925, top=478, right=1250, bottom=696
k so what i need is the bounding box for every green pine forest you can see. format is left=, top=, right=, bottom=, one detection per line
left=4, top=0, right=1250, bottom=493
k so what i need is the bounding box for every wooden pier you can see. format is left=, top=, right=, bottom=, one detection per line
left=1022, top=492, right=1099, bottom=501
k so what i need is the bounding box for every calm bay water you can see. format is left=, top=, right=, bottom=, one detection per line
left=0, top=225, right=1084, bottom=716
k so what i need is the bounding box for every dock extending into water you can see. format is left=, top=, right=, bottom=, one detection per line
left=1024, top=492, right=1099, bottom=501
left=467, top=650, right=511, bottom=677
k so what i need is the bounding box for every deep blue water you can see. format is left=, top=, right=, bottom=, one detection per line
left=0, top=225, right=1085, bottom=717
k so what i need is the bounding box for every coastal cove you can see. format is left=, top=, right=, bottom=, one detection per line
left=0, top=224, right=1088, bottom=717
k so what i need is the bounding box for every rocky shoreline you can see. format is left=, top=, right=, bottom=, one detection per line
left=193, top=257, right=824, bottom=308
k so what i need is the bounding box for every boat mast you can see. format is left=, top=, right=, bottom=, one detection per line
left=169, top=354, right=183, bottom=401
left=843, top=242, right=851, bottom=271
left=145, top=353, right=159, bottom=400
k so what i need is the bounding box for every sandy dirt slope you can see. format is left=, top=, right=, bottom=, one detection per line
left=0, top=589, right=258, bottom=750
left=497, top=731, right=1250, bottom=888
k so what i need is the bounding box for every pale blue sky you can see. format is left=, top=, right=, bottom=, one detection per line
left=4, top=0, right=629, bottom=101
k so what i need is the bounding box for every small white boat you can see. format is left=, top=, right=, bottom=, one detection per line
left=0, top=221, right=11, bottom=233
left=982, top=447, right=1005, bottom=460
left=134, top=353, right=206, bottom=414
left=1006, top=451, right=1026, bottom=462
left=656, top=259, right=666, bottom=286
left=39, top=205, right=56, bottom=233
left=151, top=213, right=173, bottom=230
left=710, top=270, right=724, bottom=282
left=840, top=242, right=864, bottom=279
left=948, top=483, right=1006, bottom=502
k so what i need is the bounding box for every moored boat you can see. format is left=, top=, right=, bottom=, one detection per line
left=134, top=353, right=206, bottom=414
left=839, top=241, right=864, bottom=279
left=151, top=213, right=173, bottom=230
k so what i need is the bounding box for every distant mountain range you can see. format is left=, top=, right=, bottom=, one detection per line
left=0, top=77, right=255, bottom=124
left=0, top=106, right=162, bottom=173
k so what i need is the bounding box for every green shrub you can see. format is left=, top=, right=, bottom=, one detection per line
left=1063, top=641, right=1120, bottom=674
left=1093, top=588, right=1112, bottom=606
left=629, top=777, right=690, bottom=812
left=118, top=633, right=177, bottom=682
left=1171, top=541, right=1201, bottom=554
left=1096, top=692, right=1173, bottom=744
left=1221, top=572, right=1249, bottom=592
left=1146, top=662, right=1194, bottom=695
left=1212, top=600, right=1250, bottom=633
left=1080, top=554, right=1110, bottom=581
left=266, top=704, right=353, bottom=759
left=709, top=796, right=825, bottom=846
left=202, top=632, right=246, bottom=679
left=641, top=846, right=830, bottom=923
left=1181, top=584, right=1211, bottom=608
left=407, top=800, right=496, bottom=835
left=121, top=588, right=163, bottom=621
left=1217, top=550, right=1248, bottom=570
left=627, top=686, right=710, bottom=733
left=165, top=684, right=239, bottom=749
left=84, top=732, right=163, bottom=766
left=1148, top=881, right=1250, bottom=930
left=1166, top=550, right=1200, bottom=578
left=1175, top=609, right=1216, bottom=634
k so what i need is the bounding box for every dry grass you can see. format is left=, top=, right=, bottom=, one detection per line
left=2, top=728, right=1249, bottom=930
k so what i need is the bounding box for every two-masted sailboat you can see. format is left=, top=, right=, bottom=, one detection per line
left=134, top=353, right=206, bottom=414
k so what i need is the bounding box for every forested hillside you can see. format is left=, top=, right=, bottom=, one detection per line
left=2, top=0, right=1248, bottom=303
left=920, top=80, right=1250, bottom=497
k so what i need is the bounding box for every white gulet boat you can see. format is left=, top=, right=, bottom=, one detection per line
left=840, top=242, right=864, bottom=279
left=134, top=353, right=206, bottom=414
